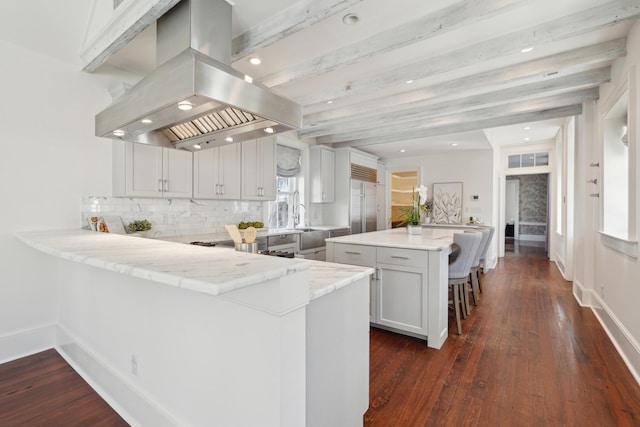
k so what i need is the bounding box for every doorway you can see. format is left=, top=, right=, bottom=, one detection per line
left=504, top=173, right=549, bottom=255
left=389, top=170, right=418, bottom=228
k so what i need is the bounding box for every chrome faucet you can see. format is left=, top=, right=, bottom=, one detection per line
left=294, top=203, right=306, bottom=227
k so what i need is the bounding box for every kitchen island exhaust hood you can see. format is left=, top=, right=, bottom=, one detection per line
left=95, top=0, right=302, bottom=152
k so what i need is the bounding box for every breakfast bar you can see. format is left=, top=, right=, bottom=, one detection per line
left=17, top=230, right=373, bottom=427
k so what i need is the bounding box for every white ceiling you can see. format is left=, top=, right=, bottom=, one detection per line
left=3, top=0, right=637, bottom=159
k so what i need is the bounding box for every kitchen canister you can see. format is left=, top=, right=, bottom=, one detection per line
left=235, top=242, right=258, bottom=253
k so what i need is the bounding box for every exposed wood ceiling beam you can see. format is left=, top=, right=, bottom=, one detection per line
left=231, top=0, right=364, bottom=61
left=332, top=105, right=583, bottom=149
left=303, top=38, right=625, bottom=120
left=291, top=0, right=640, bottom=105
left=80, top=0, right=180, bottom=73
left=300, top=68, right=610, bottom=138
left=259, top=0, right=527, bottom=87
left=320, top=88, right=598, bottom=144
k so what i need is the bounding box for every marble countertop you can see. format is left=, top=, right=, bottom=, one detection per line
left=17, top=230, right=371, bottom=302
left=326, top=227, right=465, bottom=250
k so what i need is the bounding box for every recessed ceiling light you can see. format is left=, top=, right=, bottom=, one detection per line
left=406, top=80, right=414, bottom=84
left=264, top=127, right=275, bottom=134
left=193, top=143, right=202, bottom=150
left=520, top=46, right=534, bottom=53
left=178, top=101, right=193, bottom=111
left=327, top=100, right=333, bottom=104
left=113, top=129, right=125, bottom=137
left=524, top=137, right=531, bottom=142
left=249, top=57, right=261, bottom=65
left=451, top=143, right=458, bottom=147
left=343, top=13, right=359, bottom=25
left=400, top=149, right=406, bottom=153
left=225, top=137, right=234, bottom=142
left=524, top=126, right=531, bottom=130
left=244, top=75, right=254, bottom=84
left=141, top=119, right=153, bottom=124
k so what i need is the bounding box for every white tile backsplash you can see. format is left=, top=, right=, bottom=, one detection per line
left=81, top=196, right=264, bottom=237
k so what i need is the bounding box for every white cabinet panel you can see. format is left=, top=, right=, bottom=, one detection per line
left=310, top=146, right=335, bottom=203
left=193, top=144, right=241, bottom=199
left=117, top=142, right=192, bottom=198
left=377, top=263, right=428, bottom=335
left=241, top=137, right=276, bottom=200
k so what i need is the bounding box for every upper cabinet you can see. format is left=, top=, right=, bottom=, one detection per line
left=241, top=137, right=276, bottom=200
left=309, top=145, right=335, bottom=203
left=193, top=143, right=241, bottom=200
left=113, top=141, right=193, bottom=198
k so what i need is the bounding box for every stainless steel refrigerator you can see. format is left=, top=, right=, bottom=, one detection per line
left=350, top=179, right=377, bottom=234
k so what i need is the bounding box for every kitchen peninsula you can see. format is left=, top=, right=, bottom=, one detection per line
left=326, top=227, right=458, bottom=349
left=17, top=230, right=372, bottom=427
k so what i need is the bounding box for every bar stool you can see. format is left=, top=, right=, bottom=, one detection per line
left=448, top=232, right=482, bottom=334
left=466, top=227, right=491, bottom=306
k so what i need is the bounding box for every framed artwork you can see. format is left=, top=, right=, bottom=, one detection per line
left=433, top=182, right=463, bottom=224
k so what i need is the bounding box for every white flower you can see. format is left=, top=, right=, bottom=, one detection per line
left=416, top=185, right=428, bottom=202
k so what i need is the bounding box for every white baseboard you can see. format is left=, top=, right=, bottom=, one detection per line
left=55, top=326, right=179, bottom=427
left=573, top=281, right=640, bottom=386
left=0, top=323, right=56, bottom=364
left=519, top=234, right=546, bottom=242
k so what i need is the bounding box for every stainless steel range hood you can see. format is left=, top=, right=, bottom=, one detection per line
left=95, top=0, right=302, bottom=151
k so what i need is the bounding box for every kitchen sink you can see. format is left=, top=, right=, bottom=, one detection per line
left=299, top=229, right=330, bottom=250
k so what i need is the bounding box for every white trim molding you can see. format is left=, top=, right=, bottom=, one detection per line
left=574, top=280, right=640, bottom=387
left=0, top=323, right=57, bottom=365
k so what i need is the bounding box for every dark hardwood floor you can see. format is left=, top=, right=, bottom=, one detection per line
left=1, top=247, right=638, bottom=426
left=366, top=245, right=640, bottom=426
left=0, top=349, right=128, bottom=427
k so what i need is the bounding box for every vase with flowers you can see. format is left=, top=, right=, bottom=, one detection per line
left=398, top=185, right=429, bottom=234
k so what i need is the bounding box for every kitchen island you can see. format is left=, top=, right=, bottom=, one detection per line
left=17, top=230, right=372, bottom=427
left=326, top=227, right=457, bottom=349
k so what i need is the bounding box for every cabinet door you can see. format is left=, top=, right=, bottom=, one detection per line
left=241, top=139, right=260, bottom=199
left=376, top=262, right=428, bottom=335
left=162, top=147, right=193, bottom=198
left=126, top=142, right=163, bottom=197
left=331, top=243, right=377, bottom=322
left=310, top=147, right=335, bottom=203
left=241, top=137, right=276, bottom=200
left=259, top=136, right=276, bottom=200
left=218, top=143, right=241, bottom=199
left=320, top=148, right=335, bottom=202
left=193, top=149, right=217, bottom=199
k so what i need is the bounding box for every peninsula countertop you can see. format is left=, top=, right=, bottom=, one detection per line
left=325, top=227, right=461, bottom=250
left=17, top=230, right=372, bottom=301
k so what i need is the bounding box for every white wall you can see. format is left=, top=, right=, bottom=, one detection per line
left=573, top=20, right=640, bottom=384
left=383, top=149, right=496, bottom=265
left=0, top=40, right=134, bottom=361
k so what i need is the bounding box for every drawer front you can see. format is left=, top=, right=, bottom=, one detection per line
left=376, top=246, right=425, bottom=268
left=332, top=243, right=376, bottom=268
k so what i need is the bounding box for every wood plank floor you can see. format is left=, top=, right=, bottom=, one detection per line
left=1, top=247, right=638, bottom=426
left=0, top=349, right=128, bottom=426
left=366, top=246, right=640, bottom=426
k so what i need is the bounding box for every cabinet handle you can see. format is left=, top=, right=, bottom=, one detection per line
left=220, top=184, right=224, bottom=195
left=345, top=251, right=362, bottom=255
left=157, top=179, right=162, bottom=192
left=163, top=179, right=168, bottom=192
left=215, top=184, right=219, bottom=195
left=390, top=255, right=410, bottom=260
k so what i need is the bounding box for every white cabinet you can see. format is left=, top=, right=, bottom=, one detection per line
left=241, top=136, right=276, bottom=200
left=114, top=141, right=193, bottom=198
left=329, top=243, right=428, bottom=335
left=193, top=143, right=241, bottom=199
left=376, top=247, right=428, bottom=335
left=310, top=146, right=335, bottom=203
left=331, top=243, right=377, bottom=322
